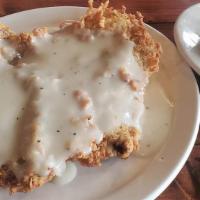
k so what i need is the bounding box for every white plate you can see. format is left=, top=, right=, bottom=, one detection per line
left=174, top=3, right=200, bottom=75
left=0, top=6, right=199, bottom=200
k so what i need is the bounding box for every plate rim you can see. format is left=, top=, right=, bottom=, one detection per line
left=174, top=3, right=200, bottom=75
left=0, top=6, right=200, bottom=200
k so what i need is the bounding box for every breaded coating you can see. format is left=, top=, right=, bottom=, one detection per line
left=0, top=126, right=138, bottom=193
left=72, top=126, right=139, bottom=167
left=0, top=165, right=54, bottom=193
left=0, top=24, right=14, bottom=39
left=0, top=0, right=161, bottom=193
left=61, top=0, right=161, bottom=72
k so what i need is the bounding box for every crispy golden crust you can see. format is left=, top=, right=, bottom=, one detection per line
left=0, top=126, right=138, bottom=193
left=72, top=126, right=139, bottom=167
left=0, top=0, right=160, bottom=193
left=0, top=165, right=54, bottom=193
left=61, top=0, right=161, bottom=72
left=0, top=24, right=14, bottom=39
left=0, top=24, right=27, bottom=62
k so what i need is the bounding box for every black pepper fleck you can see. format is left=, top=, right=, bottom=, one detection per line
left=146, top=106, right=150, bottom=110
left=37, top=140, right=41, bottom=143
left=16, top=117, right=19, bottom=120
left=87, top=116, right=92, bottom=120
left=40, top=87, right=44, bottom=90
left=160, top=157, right=164, bottom=160
left=63, top=93, right=66, bottom=96
left=56, top=130, right=60, bottom=133
left=73, top=132, right=77, bottom=136
left=53, top=52, right=57, bottom=55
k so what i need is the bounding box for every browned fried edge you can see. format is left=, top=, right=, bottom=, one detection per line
left=0, top=126, right=138, bottom=193
left=69, top=0, right=162, bottom=72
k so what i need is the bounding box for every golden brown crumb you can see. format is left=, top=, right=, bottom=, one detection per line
left=72, top=125, right=139, bottom=166
left=129, top=80, right=137, bottom=91
left=118, top=67, right=131, bottom=83
left=0, top=24, right=14, bottom=39
left=73, top=90, right=90, bottom=109
left=32, top=27, right=48, bottom=37
left=0, top=164, right=54, bottom=193
left=118, top=67, right=137, bottom=91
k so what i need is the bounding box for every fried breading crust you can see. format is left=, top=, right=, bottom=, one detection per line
left=61, top=0, right=161, bottom=72
left=0, top=126, right=138, bottom=193
left=0, top=0, right=161, bottom=193
left=0, top=165, right=54, bottom=193
left=72, top=126, right=139, bottom=167
left=0, top=24, right=14, bottom=39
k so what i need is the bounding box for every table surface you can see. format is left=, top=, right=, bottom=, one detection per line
left=0, top=1, right=200, bottom=199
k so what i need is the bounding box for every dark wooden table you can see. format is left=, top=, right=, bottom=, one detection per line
left=0, top=1, right=200, bottom=199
